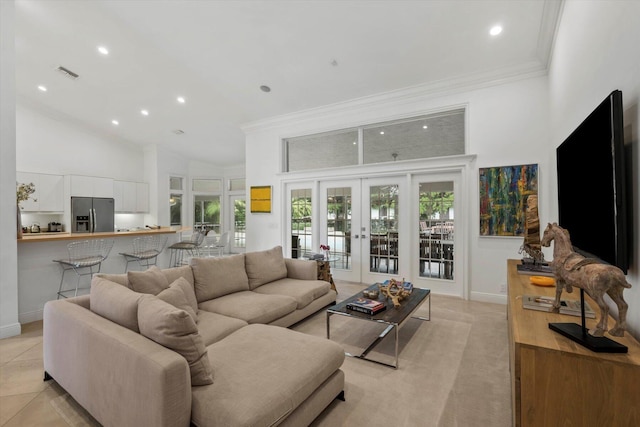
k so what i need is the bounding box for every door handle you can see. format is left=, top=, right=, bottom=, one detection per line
left=361, top=234, right=367, bottom=239
left=354, top=235, right=359, bottom=239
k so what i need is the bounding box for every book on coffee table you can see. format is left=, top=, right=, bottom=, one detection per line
left=346, top=298, right=386, bottom=315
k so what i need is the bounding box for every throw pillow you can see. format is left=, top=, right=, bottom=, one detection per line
left=137, top=295, right=214, bottom=386
left=156, top=277, right=198, bottom=323
left=245, top=246, right=288, bottom=290
left=90, top=277, right=144, bottom=332
left=127, top=266, right=170, bottom=295
left=191, top=254, right=250, bottom=302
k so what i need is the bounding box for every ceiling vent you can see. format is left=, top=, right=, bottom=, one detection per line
left=172, top=129, right=185, bottom=135
left=55, top=66, right=80, bottom=80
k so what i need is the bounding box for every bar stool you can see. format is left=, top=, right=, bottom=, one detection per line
left=210, top=231, right=230, bottom=257
left=120, top=235, right=168, bottom=272
left=53, top=239, right=114, bottom=299
left=168, top=231, right=206, bottom=267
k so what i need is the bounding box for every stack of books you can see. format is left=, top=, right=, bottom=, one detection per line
left=522, top=295, right=595, bottom=318
left=346, top=298, right=386, bottom=315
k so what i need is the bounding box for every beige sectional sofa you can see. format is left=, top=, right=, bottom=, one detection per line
left=43, top=246, right=344, bottom=427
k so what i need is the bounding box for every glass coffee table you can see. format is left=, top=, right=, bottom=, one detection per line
left=326, top=283, right=431, bottom=368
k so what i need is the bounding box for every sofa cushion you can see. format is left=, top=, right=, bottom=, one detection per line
left=156, top=277, right=198, bottom=323
left=127, top=266, right=170, bottom=294
left=96, top=265, right=194, bottom=290
left=253, top=278, right=331, bottom=309
left=196, top=310, right=248, bottom=346
left=162, top=265, right=195, bottom=287
left=245, top=246, right=288, bottom=290
left=137, top=295, right=214, bottom=386
left=198, top=291, right=297, bottom=324
left=90, top=277, right=143, bottom=332
left=93, top=272, right=129, bottom=287
left=191, top=324, right=345, bottom=427
left=191, top=254, right=250, bottom=302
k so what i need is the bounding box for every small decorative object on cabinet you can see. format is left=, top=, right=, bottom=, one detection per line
left=541, top=222, right=631, bottom=342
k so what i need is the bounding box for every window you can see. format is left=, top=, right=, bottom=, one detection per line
left=194, top=195, right=221, bottom=234
left=229, top=178, right=246, bottom=191
left=283, top=108, right=465, bottom=172
left=169, top=194, right=182, bottom=226
left=169, top=176, right=185, bottom=226
left=192, top=179, right=222, bottom=192
left=291, top=188, right=312, bottom=258
left=285, top=129, right=359, bottom=172
left=363, top=110, right=464, bottom=164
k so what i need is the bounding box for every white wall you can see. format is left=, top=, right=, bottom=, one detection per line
left=0, top=0, right=20, bottom=338
left=245, top=74, right=551, bottom=302
left=548, top=0, right=640, bottom=338
left=17, top=105, right=144, bottom=181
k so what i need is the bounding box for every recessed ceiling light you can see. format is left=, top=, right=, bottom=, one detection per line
left=97, top=46, right=109, bottom=55
left=260, top=85, right=271, bottom=93
left=353, top=141, right=357, bottom=145
left=111, top=120, right=119, bottom=125
left=141, top=109, right=149, bottom=116
left=37, top=85, right=47, bottom=92
left=490, top=25, right=503, bottom=36
left=177, top=96, right=185, bottom=104
left=423, top=125, right=428, bottom=129
left=380, top=131, right=385, bottom=135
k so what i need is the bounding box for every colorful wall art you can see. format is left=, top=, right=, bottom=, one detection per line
left=479, top=164, right=538, bottom=236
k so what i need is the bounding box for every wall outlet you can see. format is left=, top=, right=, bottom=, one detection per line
left=500, top=283, right=507, bottom=294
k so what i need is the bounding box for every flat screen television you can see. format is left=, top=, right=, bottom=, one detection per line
left=556, top=90, right=629, bottom=274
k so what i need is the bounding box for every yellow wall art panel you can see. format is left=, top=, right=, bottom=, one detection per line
left=250, top=186, right=272, bottom=213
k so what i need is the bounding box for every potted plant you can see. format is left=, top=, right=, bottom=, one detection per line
left=16, top=182, right=36, bottom=238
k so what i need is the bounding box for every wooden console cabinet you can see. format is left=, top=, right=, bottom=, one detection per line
left=507, top=260, right=640, bottom=426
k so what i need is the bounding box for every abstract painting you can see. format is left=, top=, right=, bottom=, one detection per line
left=479, top=164, right=538, bottom=236
left=250, top=186, right=272, bottom=213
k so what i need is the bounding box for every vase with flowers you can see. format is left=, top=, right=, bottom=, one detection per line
left=16, top=182, right=37, bottom=239
left=320, top=244, right=330, bottom=260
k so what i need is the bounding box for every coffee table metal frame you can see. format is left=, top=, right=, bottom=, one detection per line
left=326, top=284, right=431, bottom=369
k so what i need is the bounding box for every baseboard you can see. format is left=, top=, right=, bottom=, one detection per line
left=18, top=309, right=44, bottom=325
left=470, top=291, right=507, bottom=305
left=0, top=322, right=22, bottom=339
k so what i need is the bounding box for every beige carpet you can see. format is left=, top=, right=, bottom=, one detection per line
left=295, top=282, right=512, bottom=427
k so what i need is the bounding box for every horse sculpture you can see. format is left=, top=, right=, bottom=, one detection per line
left=541, top=222, right=631, bottom=337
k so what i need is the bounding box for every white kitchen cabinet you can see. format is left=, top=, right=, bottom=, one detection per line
left=69, top=175, right=114, bottom=198
left=17, top=172, right=64, bottom=212
left=114, top=180, right=148, bottom=213
left=113, top=180, right=124, bottom=211
left=136, top=182, right=149, bottom=213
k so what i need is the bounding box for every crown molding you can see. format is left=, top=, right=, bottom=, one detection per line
left=242, top=61, right=548, bottom=134
left=537, top=0, right=565, bottom=68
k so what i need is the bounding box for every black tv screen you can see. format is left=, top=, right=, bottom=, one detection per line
left=556, top=90, right=628, bottom=274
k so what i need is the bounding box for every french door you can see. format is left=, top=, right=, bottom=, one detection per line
left=287, top=171, right=464, bottom=297
left=319, top=176, right=407, bottom=285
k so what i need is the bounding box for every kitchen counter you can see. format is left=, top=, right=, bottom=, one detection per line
left=18, top=227, right=189, bottom=243
left=17, top=227, right=193, bottom=324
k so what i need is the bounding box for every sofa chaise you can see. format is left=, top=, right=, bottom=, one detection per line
left=43, top=246, right=344, bottom=427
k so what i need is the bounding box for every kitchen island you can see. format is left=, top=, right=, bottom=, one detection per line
left=17, top=227, right=190, bottom=323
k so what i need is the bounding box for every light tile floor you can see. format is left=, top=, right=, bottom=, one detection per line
left=0, top=321, right=99, bottom=426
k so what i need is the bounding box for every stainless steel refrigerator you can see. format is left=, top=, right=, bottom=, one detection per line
left=71, top=197, right=115, bottom=233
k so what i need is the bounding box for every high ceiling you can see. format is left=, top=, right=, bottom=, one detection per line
left=15, top=0, right=562, bottom=166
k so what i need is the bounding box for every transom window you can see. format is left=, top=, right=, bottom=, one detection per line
left=283, top=108, right=465, bottom=172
